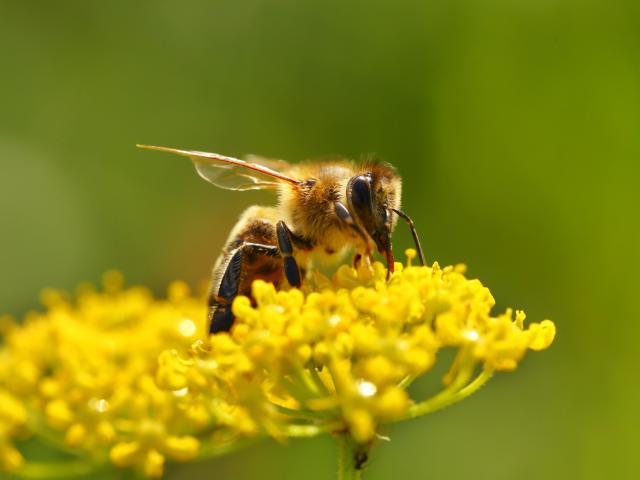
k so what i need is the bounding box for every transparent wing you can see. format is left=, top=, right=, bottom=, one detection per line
left=137, top=145, right=300, bottom=191
left=244, top=154, right=292, bottom=172
left=194, top=161, right=280, bottom=191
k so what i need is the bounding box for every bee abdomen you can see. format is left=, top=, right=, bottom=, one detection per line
left=216, top=248, right=243, bottom=302
left=208, top=208, right=285, bottom=333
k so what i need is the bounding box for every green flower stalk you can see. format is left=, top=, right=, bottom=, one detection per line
left=0, top=251, right=555, bottom=478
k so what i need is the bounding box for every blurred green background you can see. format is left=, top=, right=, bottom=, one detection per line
left=1, top=0, right=638, bottom=479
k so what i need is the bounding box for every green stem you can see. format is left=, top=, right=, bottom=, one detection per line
left=197, top=436, right=261, bottom=460
left=272, top=403, right=337, bottom=420
left=25, top=410, right=83, bottom=457
left=282, top=420, right=344, bottom=437
left=396, top=374, right=417, bottom=390
left=293, top=366, right=322, bottom=396
left=308, top=366, right=330, bottom=395
left=402, top=368, right=493, bottom=420
left=14, top=460, right=98, bottom=479
left=337, top=435, right=367, bottom=480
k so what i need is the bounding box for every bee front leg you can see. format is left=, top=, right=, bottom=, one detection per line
left=209, top=242, right=279, bottom=334
left=276, top=221, right=302, bottom=288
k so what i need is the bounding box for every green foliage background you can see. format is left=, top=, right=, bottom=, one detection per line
left=1, top=1, right=638, bottom=479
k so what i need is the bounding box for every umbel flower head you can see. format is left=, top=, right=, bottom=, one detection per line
left=0, top=273, right=208, bottom=478
left=158, top=250, right=555, bottom=445
left=0, top=251, right=555, bottom=478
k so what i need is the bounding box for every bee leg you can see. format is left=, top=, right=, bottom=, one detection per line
left=209, top=303, right=234, bottom=334
left=276, top=221, right=302, bottom=288
left=336, top=201, right=371, bottom=247
left=335, top=201, right=354, bottom=225
left=209, top=242, right=279, bottom=334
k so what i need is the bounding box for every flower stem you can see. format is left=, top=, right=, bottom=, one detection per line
left=197, top=436, right=261, bottom=460
left=337, top=435, right=367, bottom=480
left=25, top=410, right=83, bottom=457
left=15, top=460, right=98, bottom=479
left=403, top=368, right=494, bottom=420
left=282, top=420, right=344, bottom=437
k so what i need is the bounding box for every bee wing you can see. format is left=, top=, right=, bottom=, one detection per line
left=138, top=145, right=300, bottom=191
left=244, top=154, right=292, bottom=171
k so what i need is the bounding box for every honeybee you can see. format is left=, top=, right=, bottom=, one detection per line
left=138, top=145, right=425, bottom=334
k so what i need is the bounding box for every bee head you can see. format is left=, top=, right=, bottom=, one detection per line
left=346, top=165, right=401, bottom=276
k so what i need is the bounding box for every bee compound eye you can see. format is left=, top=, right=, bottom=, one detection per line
left=349, top=175, right=372, bottom=210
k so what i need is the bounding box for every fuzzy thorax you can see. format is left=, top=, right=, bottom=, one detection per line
left=277, top=160, right=402, bottom=265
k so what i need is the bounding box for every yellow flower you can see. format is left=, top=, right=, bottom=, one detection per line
left=157, top=250, right=555, bottom=446
left=0, top=390, right=27, bottom=472
left=0, top=274, right=209, bottom=478
left=109, top=419, right=200, bottom=478
left=0, top=252, right=555, bottom=477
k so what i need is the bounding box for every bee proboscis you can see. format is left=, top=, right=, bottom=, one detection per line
left=138, top=145, right=425, bottom=333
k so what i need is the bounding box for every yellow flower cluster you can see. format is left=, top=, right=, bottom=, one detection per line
left=0, top=252, right=555, bottom=478
left=157, top=251, right=555, bottom=446
left=0, top=390, right=27, bottom=471
left=0, top=273, right=209, bottom=477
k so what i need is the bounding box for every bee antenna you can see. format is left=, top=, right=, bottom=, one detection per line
left=391, top=209, right=425, bottom=266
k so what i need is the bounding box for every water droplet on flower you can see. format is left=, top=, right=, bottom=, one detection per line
left=328, top=314, right=341, bottom=326
left=172, top=387, right=189, bottom=397
left=198, top=359, right=219, bottom=371
left=463, top=330, right=480, bottom=341
left=89, top=398, right=109, bottom=413
left=357, top=380, right=377, bottom=397
left=178, top=318, right=196, bottom=337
